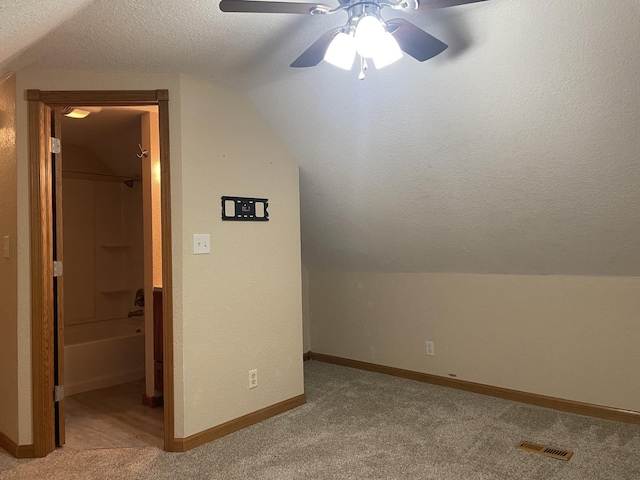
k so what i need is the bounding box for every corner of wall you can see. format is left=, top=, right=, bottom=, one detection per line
left=302, top=264, right=311, bottom=353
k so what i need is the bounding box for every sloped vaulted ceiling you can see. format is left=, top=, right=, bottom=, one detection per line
left=4, top=0, right=640, bottom=275
left=0, top=0, right=94, bottom=70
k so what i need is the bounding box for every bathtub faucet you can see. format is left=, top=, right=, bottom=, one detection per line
left=134, top=288, right=145, bottom=307
left=128, top=309, right=144, bottom=317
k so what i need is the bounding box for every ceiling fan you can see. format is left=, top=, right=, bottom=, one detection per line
left=219, top=0, right=488, bottom=78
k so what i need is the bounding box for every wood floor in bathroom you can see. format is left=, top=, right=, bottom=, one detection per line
left=63, top=379, right=164, bottom=450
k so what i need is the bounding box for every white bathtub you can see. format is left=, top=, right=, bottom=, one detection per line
left=64, top=317, right=145, bottom=396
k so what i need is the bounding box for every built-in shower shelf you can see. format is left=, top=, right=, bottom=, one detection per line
left=100, top=243, right=131, bottom=249
left=100, top=288, right=132, bottom=294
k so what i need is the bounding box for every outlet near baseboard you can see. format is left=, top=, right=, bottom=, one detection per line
left=426, top=341, right=435, bottom=356
left=249, top=369, right=258, bottom=389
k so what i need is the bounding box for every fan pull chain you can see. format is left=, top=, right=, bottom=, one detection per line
left=359, top=57, right=368, bottom=80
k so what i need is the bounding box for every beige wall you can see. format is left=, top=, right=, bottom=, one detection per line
left=14, top=70, right=303, bottom=445
left=0, top=73, right=19, bottom=443
left=63, top=144, right=113, bottom=175
left=141, top=110, right=163, bottom=398
left=310, top=271, right=640, bottom=412
left=178, top=75, right=303, bottom=437
left=145, top=112, right=163, bottom=289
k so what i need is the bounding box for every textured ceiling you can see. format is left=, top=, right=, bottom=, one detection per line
left=0, top=0, right=93, bottom=71
left=4, top=0, right=640, bottom=275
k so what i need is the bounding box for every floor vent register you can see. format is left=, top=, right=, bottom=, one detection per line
left=516, top=441, right=574, bottom=461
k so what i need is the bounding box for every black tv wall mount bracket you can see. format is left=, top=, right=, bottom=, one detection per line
left=221, top=196, right=269, bottom=221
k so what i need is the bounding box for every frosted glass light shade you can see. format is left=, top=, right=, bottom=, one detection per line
left=372, top=32, right=403, bottom=69
left=62, top=106, right=103, bottom=119
left=354, top=15, right=385, bottom=58
left=324, top=32, right=356, bottom=70
left=63, top=108, right=92, bottom=119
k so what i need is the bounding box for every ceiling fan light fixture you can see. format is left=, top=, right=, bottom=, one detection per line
left=372, top=32, right=403, bottom=69
left=324, top=32, right=356, bottom=70
left=220, top=0, right=485, bottom=73
left=354, top=15, right=386, bottom=58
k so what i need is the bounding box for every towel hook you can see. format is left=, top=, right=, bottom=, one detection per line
left=137, top=144, right=149, bottom=159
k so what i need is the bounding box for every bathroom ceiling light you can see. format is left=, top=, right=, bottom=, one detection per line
left=62, top=106, right=103, bottom=119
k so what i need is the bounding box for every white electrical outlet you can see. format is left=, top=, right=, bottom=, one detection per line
left=249, top=369, right=258, bottom=389
left=193, top=234, right=210, bottom=254
left=426, top=340, right=435, bottom=356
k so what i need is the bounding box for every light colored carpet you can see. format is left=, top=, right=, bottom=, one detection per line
left=1, top=360, right=639, bottom=479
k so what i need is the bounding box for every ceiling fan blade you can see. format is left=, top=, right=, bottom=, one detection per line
left=415, top=0, right=489, bottom=12
left=387, top=18, right=448, bottom=62
left=291, top=27, right=342, bottom=67
left=219, top=0, right=329, bottom=14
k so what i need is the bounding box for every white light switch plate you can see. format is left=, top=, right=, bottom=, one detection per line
left=193, top=234, right=210, bottom=254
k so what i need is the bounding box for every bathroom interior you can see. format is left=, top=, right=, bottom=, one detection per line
left=60, top=105, right=164, bottom=449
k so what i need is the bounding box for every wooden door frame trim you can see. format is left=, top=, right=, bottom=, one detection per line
left=27, top=89, right=176, bottom=457
left=28, top=99, right=54, bottom=457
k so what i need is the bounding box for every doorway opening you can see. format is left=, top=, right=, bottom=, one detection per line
left=60, top=106, right=162, bottom=449
left=27, top=90, right=175, bottom=457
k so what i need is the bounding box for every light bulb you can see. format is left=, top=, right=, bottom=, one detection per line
left=324, top=32, right=356, bottom=70
left=354, top=15, right=385, bottom=59
left=372, top=32, right=403, bottom=69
